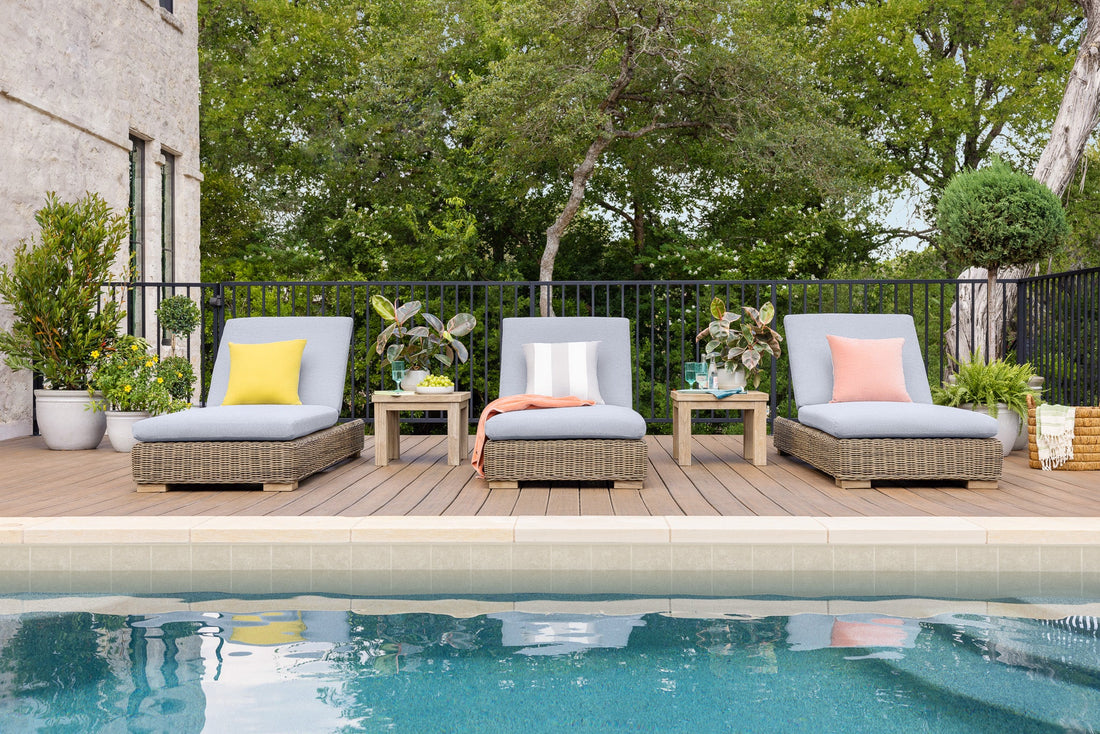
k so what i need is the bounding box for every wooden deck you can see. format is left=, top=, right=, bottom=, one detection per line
left=1, top=433, right=1098, bottom=518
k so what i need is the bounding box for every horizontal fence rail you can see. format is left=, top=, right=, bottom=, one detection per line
left=94, top=273, right=1100, bottom=433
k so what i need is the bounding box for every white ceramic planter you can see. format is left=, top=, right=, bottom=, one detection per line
left=964, top=403, right=1020, bottom=457
left=33, top=389, right=106, bottom=450
left=401, top=369, right=430, bottom=391
left=104, top=410, right=151, bottom=453
left=717, top=367, right=747, bottom=390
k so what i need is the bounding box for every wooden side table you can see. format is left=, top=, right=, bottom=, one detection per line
left=670, top=390, right=769, bottom=466
left=371, top=391, right=471, bottom=466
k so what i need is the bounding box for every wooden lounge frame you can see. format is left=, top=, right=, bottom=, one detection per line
left=132, top=419, right=365, bottom=492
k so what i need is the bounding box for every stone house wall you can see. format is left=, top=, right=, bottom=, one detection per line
left=0, top=0, right=200, bottom=439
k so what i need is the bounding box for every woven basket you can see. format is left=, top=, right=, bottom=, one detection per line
left=1027, top=399, right=1100, bottom=471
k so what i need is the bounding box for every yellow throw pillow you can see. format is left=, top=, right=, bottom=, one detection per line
left=221, top=339, right=307, bottom=405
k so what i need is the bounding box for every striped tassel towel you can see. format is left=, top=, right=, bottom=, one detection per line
left=1036, top=403, right=1076, bottom=470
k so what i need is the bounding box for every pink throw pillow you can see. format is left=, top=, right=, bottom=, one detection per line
left=826, top=334, right=912, bottom=403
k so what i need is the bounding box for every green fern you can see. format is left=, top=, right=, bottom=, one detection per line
left=932, top=357, right=1037, bottom=421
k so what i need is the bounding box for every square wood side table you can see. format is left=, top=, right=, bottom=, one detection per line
left=670, top=390, right=769, bottom=466
left=371, top=390, right=472, bottom=466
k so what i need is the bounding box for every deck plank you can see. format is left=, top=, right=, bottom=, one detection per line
left=1, top=432, right=1097, bottom=518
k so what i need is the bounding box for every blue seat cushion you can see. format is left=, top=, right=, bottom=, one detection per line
left=797, top=402, right=998, bottom=439
left=133, top=405, right=339, bottom=442
left=484, top=405, right=646, bottom=441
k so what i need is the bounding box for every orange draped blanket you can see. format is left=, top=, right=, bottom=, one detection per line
left=470, top=394, right=596, bottom=477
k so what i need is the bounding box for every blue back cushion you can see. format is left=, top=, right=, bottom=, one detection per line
left=783, top=313, right=934, bottom=408
left=207, top=316, right=353, bottom=410
left=498, top=317, right=634, bottom=409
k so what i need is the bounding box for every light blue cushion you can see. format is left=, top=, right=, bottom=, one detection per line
left=499, top=317, right=634, bottom=409
left=485, top=405, right=646, bottom=441
left=207, top=316, right=353, bottom=411
left=783, top=314, right=934, bottom=408
left=797, top=402, right=998, bottom=439
left=133, top=405, right=339, bottom=442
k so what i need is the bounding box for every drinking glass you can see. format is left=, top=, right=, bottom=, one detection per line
left=683, top=361, right=700, bottom=389
left=694, top=363, right=709, bottom=390
left=390, top=360, right=406, bottom=392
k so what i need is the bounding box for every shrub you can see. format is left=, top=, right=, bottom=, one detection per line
left=0, top=193, right=127, bottom=389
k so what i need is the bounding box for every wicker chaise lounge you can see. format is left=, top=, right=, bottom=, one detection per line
left=131, top=316, right=364, bottom=492
left=773, top=313, right=1003, bottom=489
left=482, top=317, right=647, bottom=489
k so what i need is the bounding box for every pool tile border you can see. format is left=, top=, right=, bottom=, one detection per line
left=2, top=515, right=1100, bottom=597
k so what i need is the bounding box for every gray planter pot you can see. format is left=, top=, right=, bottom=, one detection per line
left=33, top=389, right=106, bottom=450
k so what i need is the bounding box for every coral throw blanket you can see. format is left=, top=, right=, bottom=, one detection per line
left=470, top=394, right=595, bottom=477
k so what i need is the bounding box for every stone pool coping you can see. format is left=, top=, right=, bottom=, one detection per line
left=2, top=514, right=1099, bottom=544
left=1, top=515, right=1098, bottom=598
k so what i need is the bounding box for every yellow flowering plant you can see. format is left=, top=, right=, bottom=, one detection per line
left=89, top=335, right=186, bottom=414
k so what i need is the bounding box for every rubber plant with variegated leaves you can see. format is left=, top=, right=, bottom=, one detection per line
left=369, top=295, right=476, bottom=372
left=696, top=298, right=783, bottom=389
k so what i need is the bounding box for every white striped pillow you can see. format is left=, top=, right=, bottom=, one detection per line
left=522, top=341, right=604, bottom=404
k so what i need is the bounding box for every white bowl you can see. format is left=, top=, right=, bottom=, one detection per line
left=415, top=385, right=455, bottom=394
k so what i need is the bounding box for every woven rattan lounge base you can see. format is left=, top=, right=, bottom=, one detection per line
left=132, top=419, right=365, bottom=492
left=1027, top=404, right=1100, bottom=470
left=483, top=439, right=647, bottom=489
left=773, top=416, right=1002, bottom=489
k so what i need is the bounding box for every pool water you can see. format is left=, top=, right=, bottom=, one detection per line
left=0, top=600, right=1098, bottom=733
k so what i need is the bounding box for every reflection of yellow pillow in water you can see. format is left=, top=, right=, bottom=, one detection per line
left=221, top=339, right=307, bottom=405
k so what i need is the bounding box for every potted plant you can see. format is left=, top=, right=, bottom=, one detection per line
left=932, top=355, right=1035, bottom=456
left=155, top=294, right=200, bottom=355
left=158, top=355, right=197, bottom=403
left=89, top=335, right=188, bottom=452
left=936, top=157, right=1067, bottom=360
left=695, top=298, right=783, bottom=389
left=369, top=295, right=476, bottom=389
left=0, top=192, right=128, bottom=449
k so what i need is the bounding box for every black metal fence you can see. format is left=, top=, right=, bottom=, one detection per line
left=1018, top=266, right=1100, bottom=407
left=104, top=271, right=1100, bottom=432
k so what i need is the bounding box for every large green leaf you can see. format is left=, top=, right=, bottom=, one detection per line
left=758, top=301, right=775, bottom=325
left=422, top=312, right=444, bottom=331
left=370, top=294, right=395, bottom=322
left=446, top=313, right=476, bottom=337
left=394, top=301, right=422, bottom=326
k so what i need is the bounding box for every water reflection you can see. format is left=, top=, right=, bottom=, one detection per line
left=0, top=604, right=1096, bottom=733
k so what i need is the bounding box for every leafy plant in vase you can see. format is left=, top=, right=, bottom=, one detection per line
left=369, top=295, right=476, bottom=390
left=696, top=298, right=783, bottom=389
left=932, top=355, right=1035, bottom=457
left=90, top=335, right=189, bottom=452
left=0, top=192, right=128, bottom=449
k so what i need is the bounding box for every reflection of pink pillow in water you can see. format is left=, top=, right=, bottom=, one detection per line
left=829, top=618, right=907, bottom=648
left=826, top=334, right=913, bottom=403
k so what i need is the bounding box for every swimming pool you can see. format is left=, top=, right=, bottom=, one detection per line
left=0, top=596, right=1097, bottom=733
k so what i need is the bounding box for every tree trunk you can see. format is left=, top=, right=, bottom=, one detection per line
left=947, top=0, right=1100, bottom=365
left=540, top=133, right=613, bottom=316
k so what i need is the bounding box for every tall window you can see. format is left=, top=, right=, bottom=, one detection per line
left=128, top=135, right=146, bottom=335
left=161, top=152, right=175, bottom=283
left=159, top=0, right=173, bottom=12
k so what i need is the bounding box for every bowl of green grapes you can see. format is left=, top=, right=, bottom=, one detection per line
left=414, top=374, right=455, bottom=394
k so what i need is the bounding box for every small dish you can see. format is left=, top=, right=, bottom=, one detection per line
left=415, top=385, right=455, bottom=394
